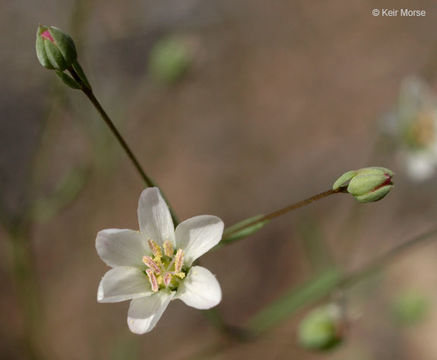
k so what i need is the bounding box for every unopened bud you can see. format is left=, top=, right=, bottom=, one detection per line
left=36, top=25, right=77, bottom=71
left=298, top=304, right=343, bottom=351
left=333, top=167, right=394, bottom=203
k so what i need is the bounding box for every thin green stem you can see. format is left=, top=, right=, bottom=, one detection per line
left=7, top=224, right=43, bottom=360
left=68, top=67, right=179, bottom=225
left=249, top=226, right=437, bottom=334
left=222, top=188, right=341, bottom=241
left=338, top=226, right=437, bottom=289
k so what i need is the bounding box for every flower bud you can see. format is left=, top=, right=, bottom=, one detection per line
left=36, top=25, right=77, bottom=71
left=298, top=304, right=343, bottom=351
left=333, top=167, right=394, bottom=203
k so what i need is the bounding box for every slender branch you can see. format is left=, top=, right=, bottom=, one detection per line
left=249, top=226, right=437, bottom=335
left=338, top=226, right=437, bottom=289
left=68, top=67, right=179, bottom=225
left=222, top=188, right=341, bottom=241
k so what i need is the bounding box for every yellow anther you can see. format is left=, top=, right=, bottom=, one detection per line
left=174, top=249, right=184, bottom=273
left=147, top=239, right=162, bottom=259
left=163, top=240, right=174, bottom=257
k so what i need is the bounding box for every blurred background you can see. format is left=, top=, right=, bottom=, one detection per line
left=2, top=0, right=437, bottom=359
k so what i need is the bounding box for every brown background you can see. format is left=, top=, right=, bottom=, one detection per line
left=2, top=0, right=437, bottom=359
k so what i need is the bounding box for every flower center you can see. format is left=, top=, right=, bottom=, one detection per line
left=403, top=111, right=436, bottom=149
left=142, top=240, right=186, bottom=292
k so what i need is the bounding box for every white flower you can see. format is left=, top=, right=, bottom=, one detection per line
left=96, top=187, right=224, bottom=334
left=382, top=77, right=437, bottom=181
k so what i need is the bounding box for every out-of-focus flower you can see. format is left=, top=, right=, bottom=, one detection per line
left=382, top=77, right=437, bottom=181
left=96, top=188, right=223, bottom=334
left=298, top=304, right=343, bottom=351
left=333, top=167, right=394, bottom=203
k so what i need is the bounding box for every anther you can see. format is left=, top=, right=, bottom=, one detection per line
left=174, top=249, right=184, bottom=273
left=146, top=269, right=159, bottom=292
left=147, top=239, right=162, bottom=259
left=163, top=272, right=172, bottom=287
left=142, top=256, right=161, bottom=274
left=163, top=240, right=174, bottom=257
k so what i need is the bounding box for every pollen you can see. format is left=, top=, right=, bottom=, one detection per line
left=148, top=239, right=162, bottom=259
left=143, top=256, right=161, bottom=274
left=146, top=269, right=158, bottom=292
left=142, top=240, right=187, bottom=291
left=174, top=249, right=184, bottom=273
left=163, top=240, right=174, bottom=257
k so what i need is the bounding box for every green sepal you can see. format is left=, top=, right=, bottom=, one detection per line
left=355, top=185, right=394, bottom=203
left=44, top=38, right=67, bottom=70
left=55, top=71, right=81, bottom=89
left=72, top=60, right=91, bottom=90
left=219, top=215, right=269, bottom=247
left=48, top=26, right=77, bottom=65
left=36, top=26, right=54, bottom=69
left=332, top=170, right=357, bottom=190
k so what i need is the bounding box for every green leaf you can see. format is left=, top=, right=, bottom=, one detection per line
left=248, top=269, right=341, bottom=335
left=218, top=214, right=269, bottom=248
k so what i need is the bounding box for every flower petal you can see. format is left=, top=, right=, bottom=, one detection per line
left=127, top=292, right=174, bottom=334
left=176, top=266, right=222, bottom=310
left=404, top=152, right=436, bottom=181
left=97, top=267, right=151, bottom=303
left=96, top=229, right=148, bottom=267
left=175, top=215, right=224, bottom=265
left=137, top=188, right=175, bottom=246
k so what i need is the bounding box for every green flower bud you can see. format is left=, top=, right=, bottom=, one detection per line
left=36, top=25, right=77, bottom=71
left=149, top=36, right=192, bottom=83
left=333, top=167, right=394, bottom=203
left=298, top=304, right=343, bottom=351
left=392, top=291, right=430, bottom=326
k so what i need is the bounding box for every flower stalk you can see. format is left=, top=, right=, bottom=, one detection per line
left=221, top=189, right=341, bottom=244
left=67, top=65, right=180, bottom=225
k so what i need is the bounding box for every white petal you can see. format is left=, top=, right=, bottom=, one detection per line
left=176, top=266, right=222, bottom=310
left=97, top=267, right=151, bottom=303
left=404, top=152, right=436, bottom=181
left=127, top=292, right=174, bottom=334
left=96, top=229, right=148, bottom=267
left=175, top=215, right=223, bottom=265
left=137, top=188, right=175, bottom=246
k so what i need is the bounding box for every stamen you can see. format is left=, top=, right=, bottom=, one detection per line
left=147, top=239, right=162, bottom=259
left=174, top=249, right=184, bottom=273
left=174, top=272, right=186, bottom=280
left=146, top=269, right=158, bottom=292
left=163, top=272, right=172, bottom=287
left=142, top=256, right=161, bottom=274
left=163, top=240, right=174, bottom=257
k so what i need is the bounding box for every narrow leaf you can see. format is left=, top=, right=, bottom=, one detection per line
left=248, top=269, right=341, bottom=334
left=218, top=214, right=269, bottom=248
